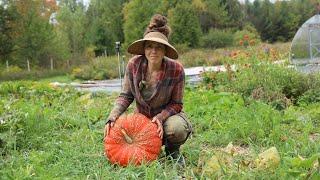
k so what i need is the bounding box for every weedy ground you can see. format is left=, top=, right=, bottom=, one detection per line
left=0, top=81, right=319, bottom=179
left=1, top=43, right=319, bottom=179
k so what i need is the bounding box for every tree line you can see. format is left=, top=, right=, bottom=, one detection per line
left=0, top=0, right=318, bottom=69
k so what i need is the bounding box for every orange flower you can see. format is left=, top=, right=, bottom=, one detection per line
left=244, top=34, right=249, bottom=41
left=249, top=39, right=255, bottom=46
left=230, top=51, right=238, bottom=58
left=239, top=40, right=244, bottom=46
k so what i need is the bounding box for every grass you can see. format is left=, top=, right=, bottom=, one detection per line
left=38, top=75, right=73, bottom=83
left=0, top=43, right=319, bottom=179
left=0, top=80, right=319, bottom=179
left=0, top=69, right=70, bottom=82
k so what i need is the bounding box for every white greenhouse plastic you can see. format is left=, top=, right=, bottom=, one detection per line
left=290, top=14, right=320, bottom=73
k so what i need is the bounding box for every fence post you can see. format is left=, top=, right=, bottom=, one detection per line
left=50, top=57, right=53, bottom=70
left=6, top=60, right=9, bottom=71
left=67, top=59, right=70, bottom=69
left=27, top=59, right=30, bottom=72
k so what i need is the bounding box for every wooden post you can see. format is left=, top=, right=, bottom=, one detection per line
left=6, top=60, right=9, bottom=71
left=67, top=59, right=70, bottom=69
left=50, top=57, right=53, bottom=70
left=27, top=59, right=30, bottom=72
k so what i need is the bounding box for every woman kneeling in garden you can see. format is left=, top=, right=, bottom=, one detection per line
left=104, top=14, right=192, bottom=166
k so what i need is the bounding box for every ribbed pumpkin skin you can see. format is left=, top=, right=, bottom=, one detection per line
left=104, top=113, right=162, bottom=166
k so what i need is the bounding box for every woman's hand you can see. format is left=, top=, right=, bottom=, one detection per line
left=104, top=117, right=116, bottom=141
left=152, top=117, right=163, bottom=139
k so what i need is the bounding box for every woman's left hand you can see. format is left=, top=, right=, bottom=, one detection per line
left=152, top=117, right=163, bottom=139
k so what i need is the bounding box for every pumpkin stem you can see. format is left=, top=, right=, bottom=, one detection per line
left=121, top=129, right=133, bottom=144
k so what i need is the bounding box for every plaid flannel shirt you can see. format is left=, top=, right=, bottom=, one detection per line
left=108, top=55, right=185, bottom=123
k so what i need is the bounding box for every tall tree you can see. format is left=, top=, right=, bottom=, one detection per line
left=270, top=1, right=300, bottom=42
left=168, top=1, right=202, bottom=47
left=293, top=0, right=317, bottom=26
left=86, top=0, right=127, bottom=56
left=157, top=0, right=180, bottom=16
left=221, top=0, right=244, bottom=29
left=122, top=0, right=162, bottom=48
left=0, top=1, right=16, bottom=64
left=9, top=0, right=57, bottom=67
left=56, top=0, right=87, bottom=63
left=247, top=0, right=273, bottom=41
left=199, top=0, right=229, bottom=32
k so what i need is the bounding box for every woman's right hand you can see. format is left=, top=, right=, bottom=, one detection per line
left=103, top=117, right=116, bottom=141
left=151, top=116, right=163, bottom=139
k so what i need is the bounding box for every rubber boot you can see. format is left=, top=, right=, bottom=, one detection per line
left=165, top=144, right=186, bottom=168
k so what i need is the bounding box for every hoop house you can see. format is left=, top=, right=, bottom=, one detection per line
left=290, top=14, right=320, bottom=73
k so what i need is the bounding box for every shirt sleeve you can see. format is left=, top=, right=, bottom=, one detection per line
left=155, top=68, right=184, bottom=122
left=107, top=62, right=134, bottom=120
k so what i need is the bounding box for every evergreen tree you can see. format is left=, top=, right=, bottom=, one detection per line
left=247, top=0, right=273, bottom=41
left=56, top=0, right=87, bottom=63
left=168, top=1, right=202, bottom=47
left=271, top=1, right=300, bottom=42
left=122, top=0, right=162, bottom=48
left=244, top=0, right=318, bottom=42
left=221, top=0, right=245, bottom=29
left=293, top=0, right=316, bottom=26
left=157, top=0, right=180, bottom=16
left=86, top=0, right=127, bottom=56
left=199, top=0, right=229, bottom=32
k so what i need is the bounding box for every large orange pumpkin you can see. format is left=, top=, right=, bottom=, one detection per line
left=104, top=113, right=162, bottom=166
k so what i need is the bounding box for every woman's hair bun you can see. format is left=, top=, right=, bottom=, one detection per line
left=144, top=14, right=171, bottom=38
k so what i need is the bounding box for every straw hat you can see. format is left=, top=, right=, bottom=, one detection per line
left=127, top=32, right=178, bottom=59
